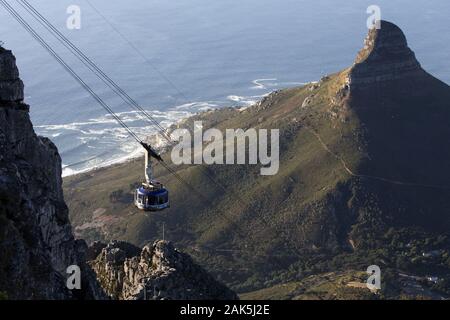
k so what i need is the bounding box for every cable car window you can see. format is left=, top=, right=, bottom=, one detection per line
left=147, top=195, right=156, bottom=205
left=156, top=192, right=167, bottom=205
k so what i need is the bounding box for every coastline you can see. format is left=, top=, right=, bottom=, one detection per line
left=60, top=92, right=275, bottom=179
left=60, top=105, right=222, bottom=179
left=59, top=79, right=310, bottom=180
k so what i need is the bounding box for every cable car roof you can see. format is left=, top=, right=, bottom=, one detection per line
left=137, top=186, right=168, bottom=196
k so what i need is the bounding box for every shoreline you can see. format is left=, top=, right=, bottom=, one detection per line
left=60, top=82, right=310, bottom=180
left=60, top=105, right=223, bottom=180
left=61, top=145, right=145, bottom=178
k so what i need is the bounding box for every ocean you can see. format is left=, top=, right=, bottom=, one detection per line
left=1, top=0, right=448, bottom=176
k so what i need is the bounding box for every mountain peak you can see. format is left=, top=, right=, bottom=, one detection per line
left=355, top=21, right=413, bottom=63
left=347, top=20, right=423, bottom=89
left=0, top=48, right=24, bottom=104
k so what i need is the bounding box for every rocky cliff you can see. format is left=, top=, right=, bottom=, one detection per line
left=0, top=47, right=89, bottom=299
left=348, top=20, right=423, bottom=88
left=90, top=240, right=238, bottom=300
left=0, top=46, right=24, bottom=103
left=0, top=46, right=237, bottom=300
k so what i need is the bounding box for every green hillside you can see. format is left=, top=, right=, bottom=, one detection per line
left=64, top=21, right=450, bottom=299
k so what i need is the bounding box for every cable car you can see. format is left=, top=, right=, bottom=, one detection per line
left=134, top=143, right=170, bottom=211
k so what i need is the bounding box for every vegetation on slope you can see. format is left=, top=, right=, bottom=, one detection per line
left=64, top=22, right=450, bottom=299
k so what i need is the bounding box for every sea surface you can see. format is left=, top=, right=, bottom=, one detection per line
left=1, top=0, right=448, bottom=176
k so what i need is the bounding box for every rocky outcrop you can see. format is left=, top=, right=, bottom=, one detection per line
left=347, top=21, right=424, bottom=90
left=90, top=240, right=238, bottom=300
left=0, top=48, right=24, bottom=102
left=0, top=47, right=104, bottom=299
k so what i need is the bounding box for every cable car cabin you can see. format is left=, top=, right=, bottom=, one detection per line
left=134, top=182, right=169, bottom=211
left=134, top=143, right=169, bottom=212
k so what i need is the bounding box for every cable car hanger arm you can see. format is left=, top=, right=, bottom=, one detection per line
left=140, top=142, right=163, bottom=162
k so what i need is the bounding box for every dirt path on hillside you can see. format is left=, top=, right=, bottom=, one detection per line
left=305, top=127, right=450, bottom=190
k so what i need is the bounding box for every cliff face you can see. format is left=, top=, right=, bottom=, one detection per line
left=90, top=240, right=239, bottom=300
left=348, top=21, right=423, bottom=88
left=0, top=47, right=24, bottom=103
left=0, top=48, right=82, bottom=299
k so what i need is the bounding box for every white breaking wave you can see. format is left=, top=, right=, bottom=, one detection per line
left=55, top=102, right=214, bottom=177
left=62, top=146, right=144, bottom=177
left=251, top=78, right=278, bottom=89
left=251, top=78, right=308, bottom=90
left=227, top=93, right=270, bottom=107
